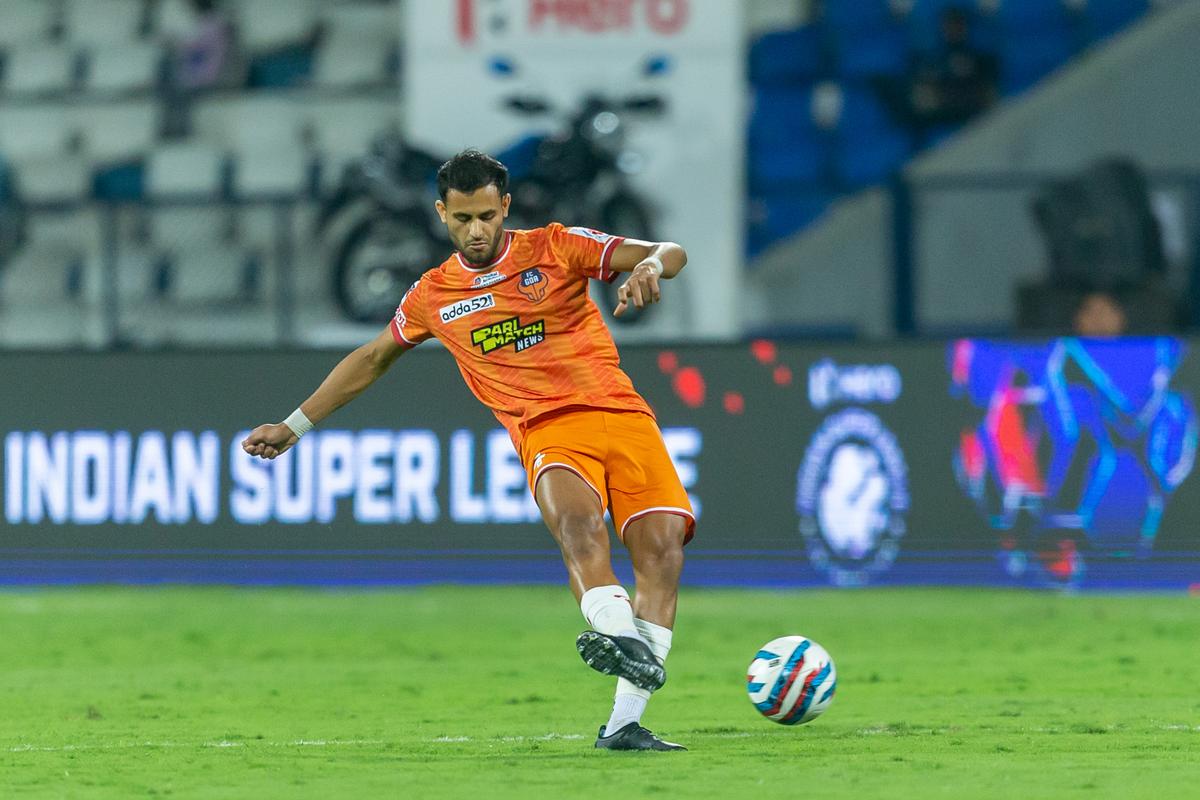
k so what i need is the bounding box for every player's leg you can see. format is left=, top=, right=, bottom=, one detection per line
left=534, top=467, right=617, bottom=601
left=595, top=411, right=694, bottom=751
left=534, top=467, right=666, bottom=692
left=594, top=512, right=688, bottom=748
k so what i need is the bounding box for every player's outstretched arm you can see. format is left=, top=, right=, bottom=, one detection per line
left=607, top=239, right=687, bottom=317
left=242, top=326, right=407, bottom=460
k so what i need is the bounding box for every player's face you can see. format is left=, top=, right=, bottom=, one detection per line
left=436, top=185, right=511, bottom=265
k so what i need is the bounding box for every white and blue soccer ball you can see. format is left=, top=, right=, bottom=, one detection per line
left=747, top=636, right=837, bottom=725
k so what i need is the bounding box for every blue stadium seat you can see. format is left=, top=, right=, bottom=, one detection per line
left=834, top=28, right=910, bottom=79
left=999, top=31, right=1074, bottom=93
left=747, top=191, right=834, bottom=257
left=749, top=27, right=823, bottom=86
left=1084, top=0, right=1149, bottom=42
left=909, top=0, right=972, bottom=52
left=823, top=0, right=897, bottom=33
left=838, top=85, right=895, bottom=134
left=835, top=127, right=912, bottom=188
left=750, top=87, right=819, bottom=138
left=991, top=0, right=1075, bottom=30
left=749, top=137, right=832, bottom=191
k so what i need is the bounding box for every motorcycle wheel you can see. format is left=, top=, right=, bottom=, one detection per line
left=333, top=211, right=440, bottom=323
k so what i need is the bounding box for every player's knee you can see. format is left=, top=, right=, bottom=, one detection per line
left=627, top=521, right=686, bottom=568
left=555, top=509, right=608, bottom=563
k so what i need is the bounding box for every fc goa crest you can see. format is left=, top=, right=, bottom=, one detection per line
left=518, top=268, right=549, bottom=303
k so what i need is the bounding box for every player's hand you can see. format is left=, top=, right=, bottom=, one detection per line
left=614, top=260, right=663, bottom=317
left=241, top=423, right=299, bottom=460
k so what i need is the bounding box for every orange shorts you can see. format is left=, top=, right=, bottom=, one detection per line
left=519, top=409, right=695, bottom=544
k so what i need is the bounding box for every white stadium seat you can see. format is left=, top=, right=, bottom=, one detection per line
left=145, top=142, right=226, bottom=197
left=0, top=0, right=55, bottom=47
left=14, top=157, right=92, bottom=203
left=313, top=34, right=391, bottom=88
left=322, top=2, right=401, bottom=41
left=149, top=206, right=232, bottom=251
left=84, top=42, right=162, bottom=93
left=0, top=107, right=77, bottom=160
left=235, top=0, right=318, bottom=52
left=80, top=101, right=160, bottom=163
left=232, top=147, right=309, bottom=196
left=192, top=95, right=306, bottom=151
left=3, top=45, right=76, bottom=95
left=64, top=0, right=145, bottom=45
left=167, top=246, right=254, bottom=304
left=307, top=98, right=399, bottom=162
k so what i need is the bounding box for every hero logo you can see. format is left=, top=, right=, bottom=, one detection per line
left=796, top=409, right=909, bottom=587
left=456, top=0, right=689, bottom=43
left=472, top=271, right=507, bottom=288
left=808, top=359, right=901, bottom=411
left=439, top=293, right=496, bottom=323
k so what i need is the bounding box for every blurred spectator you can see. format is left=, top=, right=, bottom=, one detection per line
left=1072, top=292, right=1128, bottom=337
left=167, top=0, right=238, bottom=91
left=907, top=7, right=999, bottom=131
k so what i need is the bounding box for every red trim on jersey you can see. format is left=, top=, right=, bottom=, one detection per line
left=389, top=317, right=416, bottom=348
left=599, top=235, right=625, bottom=283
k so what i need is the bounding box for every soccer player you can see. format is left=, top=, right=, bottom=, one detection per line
left=242, top=150, right=692, bottom=751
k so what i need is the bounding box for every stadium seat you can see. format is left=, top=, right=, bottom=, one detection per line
left=64, top=0, right=145, bottom=45
left=0, top=0, right=54, bottom=46
left=81, top=101, right=160, bottom=164
left=0, top=107, right=77, bottom=160
left=2, top=46, right=77, bottom=95
left=83, top=42, right=162, bottom=94
left=231, top=148, right=310, bottom=196
left=908, top=0, right=976, bottom=51
left=322, top=1, right=402, bottom=39
left=747, top=191, right=834, bottom=257
left=748, top=137, right=831, bottom=191
left=1084, top=0, right=1150, bottom=42
left=0, top=248, right=101, bottom=347
left=838, top=85, right=895, bottom=134
left=14, top=157, right=93, bottom=203
left=834, top=127, right=912, bottom=188
left=748, top=27, right=823, bottom=86
left=193, top=96, right=306, bottom=151
left=823, top=0, right=898, bottom=33
left=307, top=99, right=401, bottom=175
left=235, top=0, right=318, bottom=53
left=999, top=31, right=1075, bottom=93
left=313, top=33, right=394, bottom=88
left=146, top=142, right=227, bottom=197
left=833, top=28, right=910, bottom=79
left=166, top=246, right=258, bottom=305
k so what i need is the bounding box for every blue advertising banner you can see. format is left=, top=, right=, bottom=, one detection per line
left=2, top=339, right=1198, bottom=589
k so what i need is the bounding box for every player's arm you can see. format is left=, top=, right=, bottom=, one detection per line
left=607, top=238, right=687, bottom=317
left=241, top=326, right=407, bottom=460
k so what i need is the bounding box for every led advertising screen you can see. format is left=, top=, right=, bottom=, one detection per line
left=3, top=340, right=1198, bottom=588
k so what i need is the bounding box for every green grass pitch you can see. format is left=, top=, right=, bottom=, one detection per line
left=1, top=586, right=1197, bottom=799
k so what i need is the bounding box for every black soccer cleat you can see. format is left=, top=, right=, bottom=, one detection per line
left=575, top=631, right=666, bottom=692
left=595, top=723, right=687, bottom=751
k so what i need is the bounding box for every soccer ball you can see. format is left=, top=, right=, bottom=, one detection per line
left=746, top=636, right=837, bottom=725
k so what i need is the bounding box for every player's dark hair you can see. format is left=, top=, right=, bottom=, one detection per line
left=436, top=149, right=509, bottom=201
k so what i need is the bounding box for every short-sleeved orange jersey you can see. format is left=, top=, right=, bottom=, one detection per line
left=390, top=223, right=654, bottom=448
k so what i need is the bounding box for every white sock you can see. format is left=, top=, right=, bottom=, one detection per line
left=604, top=617, right=673, bottom=735
left=579, top=585, right=641, bottom=641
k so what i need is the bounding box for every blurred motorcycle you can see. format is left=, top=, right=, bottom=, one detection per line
left=318, top=56, right=668, bottom=325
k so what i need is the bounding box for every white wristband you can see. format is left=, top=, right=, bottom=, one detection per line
left=644, top=256, right=665, bottom=277
left=283, top=408, right=313, bottom=438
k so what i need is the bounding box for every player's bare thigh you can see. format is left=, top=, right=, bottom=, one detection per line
left=535, top=467, right=618, bottom=601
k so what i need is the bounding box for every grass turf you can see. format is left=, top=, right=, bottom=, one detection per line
left=1, top=586, right=1197, bottom=799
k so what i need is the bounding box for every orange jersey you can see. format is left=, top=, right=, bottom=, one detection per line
left=390, top=223, right=654, bottom=446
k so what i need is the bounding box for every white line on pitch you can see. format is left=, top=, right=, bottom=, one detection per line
left=7, top=739, right=386, bottom=753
